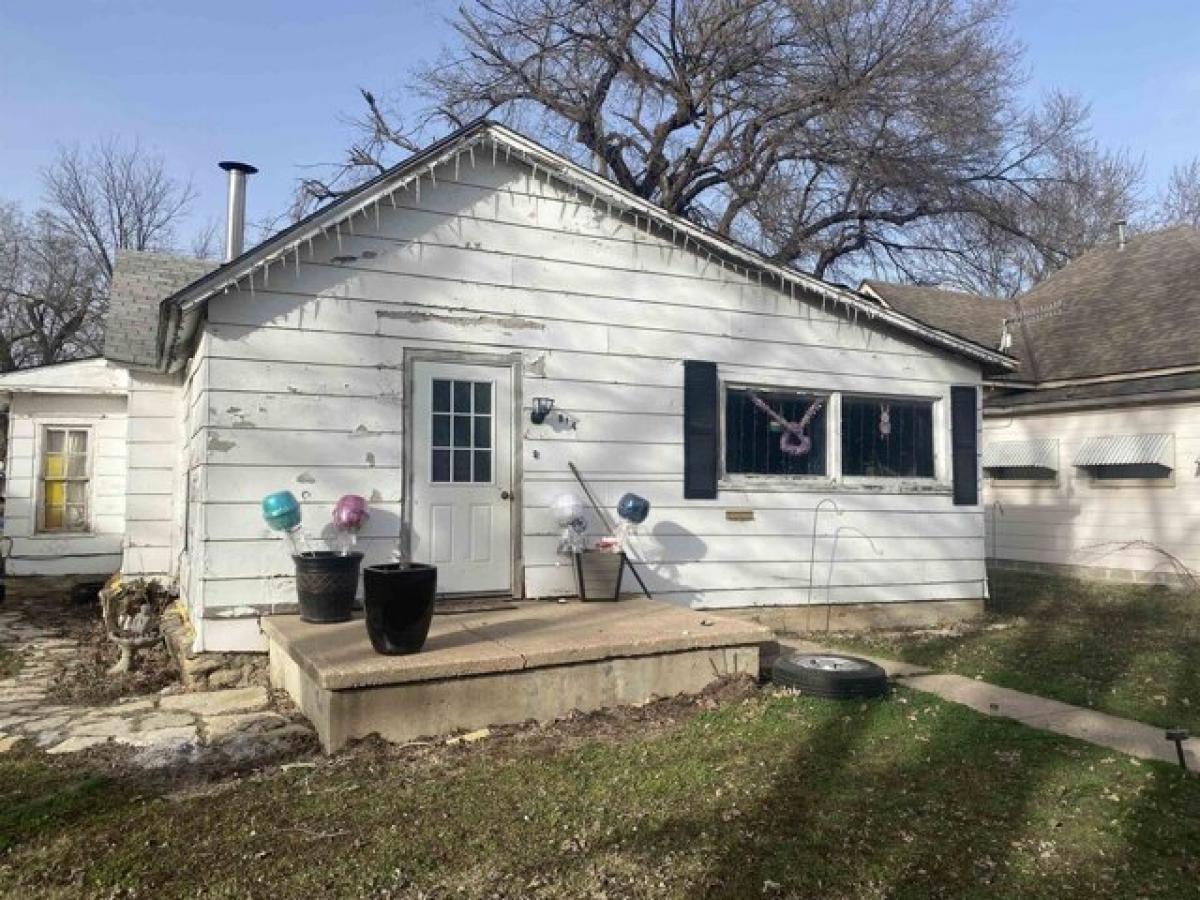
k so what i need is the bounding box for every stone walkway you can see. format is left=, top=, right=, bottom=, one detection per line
left=783, top=640, right=1200, bottom=771
left=0, top=606, right=312, bottom=767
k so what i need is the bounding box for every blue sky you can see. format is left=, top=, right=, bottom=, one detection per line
left=3, top=0, right=1198, bottom=245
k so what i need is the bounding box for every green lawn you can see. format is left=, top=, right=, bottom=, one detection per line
left=2, top=686, right=1198, bottom=898
left=829, top=572, right=1200, bottom=732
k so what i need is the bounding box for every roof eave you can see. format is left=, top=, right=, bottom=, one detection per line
left=156, top=121, right=1017, bottom=373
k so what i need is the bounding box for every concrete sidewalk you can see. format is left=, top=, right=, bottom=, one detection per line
left=782, top=640, right=1200, bottom=771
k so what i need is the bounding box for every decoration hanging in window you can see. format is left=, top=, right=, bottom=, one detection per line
left=748, top=393, right=824, bottom=457
left=725, top=388, right=827, bottom=477
left=879, top=403, right=891, bottom=438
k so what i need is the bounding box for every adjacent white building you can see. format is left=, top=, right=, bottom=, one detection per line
left=0, top=359, right=130, bottom=577
left=865, top=226, right=1200, bottom=588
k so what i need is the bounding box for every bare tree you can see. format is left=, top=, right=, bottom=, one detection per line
left=310, top=0, right=1130, bottom=290
left=0, top=204, right=105, bottom=372
left=42, top=140, right=196, bottom=286
left=1158, top=158, right=1200, bottom=228
left=906, top=115, right=1145, bottom=296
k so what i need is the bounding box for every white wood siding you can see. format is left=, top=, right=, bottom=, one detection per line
left=983, top=401, right=1200, bottom=578
left=120, top=372, right=183, bottom=579
left=2, top=393, right=127, bottom=576
left=189, top=157, right=986, bottom=649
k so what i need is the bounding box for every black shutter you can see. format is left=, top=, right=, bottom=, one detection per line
left=683, top=360, right=719, bottom=499
left=950, top=385, right=979, bottom=506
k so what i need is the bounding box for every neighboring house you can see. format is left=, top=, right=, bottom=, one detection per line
left=4, top=121, right=1016, bottom=651
left=862, top=225, right=1200, bottom=587
left=0, top=358, right=131, bottom=577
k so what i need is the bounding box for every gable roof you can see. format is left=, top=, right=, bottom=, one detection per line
left=154, top=120, right=1017, bottom=374
left=1001, top=226, right=1200, bottom=383
left=860, top=280, right=1014, bottom=351
left=864, top=226, right=1200, bottom=390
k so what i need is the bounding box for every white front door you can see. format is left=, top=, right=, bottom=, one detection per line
left=411, top=360, right=514, bottom=594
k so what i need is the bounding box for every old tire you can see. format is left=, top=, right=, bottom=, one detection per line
left=772, top=653, right=889, bottom=699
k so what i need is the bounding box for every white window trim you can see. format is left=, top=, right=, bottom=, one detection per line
left=718, top=380, right=950, bottom=494
left=33, top=421, right=96, bottom=538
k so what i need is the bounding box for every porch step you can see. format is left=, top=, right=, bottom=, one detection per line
left=263, top=598, right=771, bottom=751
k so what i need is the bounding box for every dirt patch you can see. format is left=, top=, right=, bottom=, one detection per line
left=5, top=581, right=181, bottom=704
left=327, top=675, right=759, bottom=780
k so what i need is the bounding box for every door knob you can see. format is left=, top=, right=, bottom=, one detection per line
left=500, top=490, right=512, bottom=500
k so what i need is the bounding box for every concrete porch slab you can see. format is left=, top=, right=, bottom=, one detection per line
left=263, top=598, right=771, bottom=752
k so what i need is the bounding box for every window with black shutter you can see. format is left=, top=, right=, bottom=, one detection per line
left=683, top=360, right=719, bottom=499
left=950, top=385, right=979, bottom=505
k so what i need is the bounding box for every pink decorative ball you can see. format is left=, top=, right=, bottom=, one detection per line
left=333, top=494, right=369, bottom=532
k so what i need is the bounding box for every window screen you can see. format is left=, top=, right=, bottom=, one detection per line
left=40, top=428, right=90, bottom=532
left=724, top=388, right=827, bottom=477
left=841, top=397, right=934, bottom=478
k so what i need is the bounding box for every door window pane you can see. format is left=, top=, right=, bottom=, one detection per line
left=453, top=449, right=472, bottom=482
left=432, top=414, right=450, bottom=447
left=429, top=378, right=497, bottom=484
left=474, top=382, right=492, bottom=414
left=431, top=448, right=451, bottom=482
left=453, top=381, right=472, bottom=413
left=432, top=379, right=451, bottom=413
left=841, top=397, right=934, bottom=478
left=474, top=450, right=492, bottom=482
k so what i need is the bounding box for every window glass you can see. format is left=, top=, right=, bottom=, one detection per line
left=841, top=397, right=934, bottom=478
left=40, top=427, right=90, bottom=533
left=724, top=388, right=827, bottom=477
left=430, top=379, right=493, bottom=483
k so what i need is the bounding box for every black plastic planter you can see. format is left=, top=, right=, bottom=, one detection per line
left=362, top=562, right=437, bottom=655
left=293, top=551, right=363, bottom=624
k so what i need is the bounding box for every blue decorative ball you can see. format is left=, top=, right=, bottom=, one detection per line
left=617, top=492, right=650, bottom=524
left=262, top=490, right=302, bottom=532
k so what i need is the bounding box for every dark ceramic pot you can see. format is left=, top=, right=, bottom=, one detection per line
left=362, top=562, right=437, bottom=654
left=293, top=551, right=363, bottom=623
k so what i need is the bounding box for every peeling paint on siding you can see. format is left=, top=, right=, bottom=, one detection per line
left=366, top=452, right=376, bottom=467
left=374, top=309, right=544, bottom=331
left=207, top=433, right=237, bottom=453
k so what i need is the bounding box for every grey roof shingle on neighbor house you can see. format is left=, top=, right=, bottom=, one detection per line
left=859, top=280, right=1015, bottom=352
left=862, top=225, right=1200, bottom=389
left=1004, top=225, right=1200, bottom=382
left=105, top=251, right=218, bottom=368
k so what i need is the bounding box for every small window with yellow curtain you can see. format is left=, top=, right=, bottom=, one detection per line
left=39, top=428, right=90, bottom=533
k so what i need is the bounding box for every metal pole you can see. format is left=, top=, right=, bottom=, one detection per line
left=567, top=462, right=654, bottom=601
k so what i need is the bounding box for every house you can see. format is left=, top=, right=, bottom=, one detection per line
left=0, top=358, right=131, bottom=577
left=862, top=225, right=1200, bottom=587
left=2, top=121, right=1016, bottom=652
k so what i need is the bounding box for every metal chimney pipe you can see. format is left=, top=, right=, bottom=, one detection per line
left=1115, top=219, right=1127, bottom=251
left=218, top=161, right=258, bottom=261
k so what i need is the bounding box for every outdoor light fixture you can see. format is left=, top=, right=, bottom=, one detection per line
left=530, top=397, right=556, bottom=425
